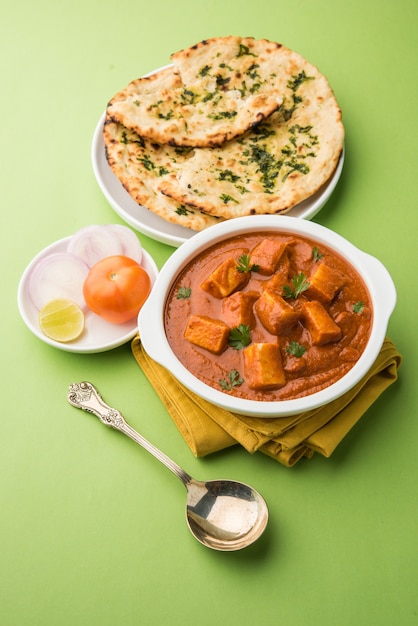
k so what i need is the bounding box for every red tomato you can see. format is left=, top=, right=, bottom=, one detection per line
left=83, top=255, right=151, bottom=324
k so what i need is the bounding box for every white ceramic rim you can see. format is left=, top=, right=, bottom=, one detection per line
left=138, top=215, right=396, bottom=416
left=17, top=236, right=159, bottom=354
left=91, top=63, right=345, bottom=247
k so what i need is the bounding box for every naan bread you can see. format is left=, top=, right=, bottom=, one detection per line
left=106, top=37, right=289, bottom=148
left=103, top=37, right=344, bottom=227
left=103, top=116, right=222, bottom=231
left=158, top=66, right=344, bottom=217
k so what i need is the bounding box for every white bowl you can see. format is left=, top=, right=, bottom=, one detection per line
left=138, top=215, right=396, bottom=417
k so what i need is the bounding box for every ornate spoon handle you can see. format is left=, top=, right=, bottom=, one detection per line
left=67, top=382, right=191, bottom=485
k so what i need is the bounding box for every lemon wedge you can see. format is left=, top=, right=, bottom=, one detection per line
left=38, top=298, right=85, bottom=342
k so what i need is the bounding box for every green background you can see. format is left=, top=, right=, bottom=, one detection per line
left=1, top=1, right=417, bottom=625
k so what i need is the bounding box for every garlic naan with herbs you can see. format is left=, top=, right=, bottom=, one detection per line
left=103, top=116, right=222, bottom=231
left=106, top=37, right=291, bottom=148
left=158, top=67, right=344, bottom=217
left=103, top=36, right=344, bottom=227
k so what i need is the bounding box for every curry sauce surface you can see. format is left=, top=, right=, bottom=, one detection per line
left=164, top=232, right=372, bottom=401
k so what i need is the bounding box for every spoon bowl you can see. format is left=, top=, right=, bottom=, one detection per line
left=186, top=478, right=268, bottom=551
left=67, top=381, right=268, bottom=551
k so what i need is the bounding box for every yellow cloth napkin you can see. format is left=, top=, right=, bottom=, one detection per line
left=131, top=337, right=401, bottom=466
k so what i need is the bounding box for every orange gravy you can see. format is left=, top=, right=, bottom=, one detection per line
left=164, top=232, right=372, bottom=401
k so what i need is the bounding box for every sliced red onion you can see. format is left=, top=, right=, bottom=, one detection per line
left=105, top=224, right=143, bottom=263
left=28, top=252, right=89, bottom=310
left=67, top=225, right=124, bottom=267
left=67, top=224, right=142, bottom=267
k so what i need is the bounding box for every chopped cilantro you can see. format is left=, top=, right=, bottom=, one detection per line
left=220, top=193, right=239, bottom=204
left=283, top=273, right=310, bottom=299
left=215, top=75, right=231, bottom=88
left=158, top=110, right=174, bottom=120
left=181, top=89, right=197, bottom=105
left=287, top=70, right=314, bottom=92
left=312, top=247, right=324, bottom=262
left=138, top=155, right=155, bottom=171
left=237, top=44, right=257, bottom=58
left=282, top=160, right=310, bottom=181
left=175, top=205, right=193, bottom=216
left=219, top=369, right=244, bottom=390
left=176, top=286, right=192, bottom=299
left=199, top=64, right=211, bottom=77
left=228, top=325, right=251, bottom=350
left=202, top=91, right=215, bottom=102
left=236, top=254, right=259, bottom=273
left=208, top=110, right=238, bottom=120
left=218, top=169, right=240, bottom=183
left=286, top=341, right=306, bottom=357
left=246, top=63, right=260, bottom=80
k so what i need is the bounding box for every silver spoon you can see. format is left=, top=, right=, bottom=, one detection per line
left=67, top=382, right=268, bottom=551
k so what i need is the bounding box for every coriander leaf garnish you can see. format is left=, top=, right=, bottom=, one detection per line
left=215, top=75, right=231, bottom=88
left=281, top=160, right=310, bottom=181
left=237, top=44, right=257, bottom=58
left=219, top=369, right=244, bottom=390
left=228, top=324, right=251, bottom=350
left=353, top=301, right=365, bottom=314
left=176, top=286, right=192, bottom=299
left=220, top=193, right=239, bottom=204
left=246, top=63, right=260, bottom=80
left=287, top=70, right=314, bottom=92
left=286, top=341, right=306, bottom=357
left=236, top=254, right=259, bottom=273
left=282, top=273, right=310, bottom=299
left=175, top=205, right=193, bottom=217
left=312, top=246, right=324, bottom=262
left=218, top=169, right=241, bottom=183
left=181, top=89, right=197, bottom=105
left=199, top=64, right=211, bottom=77
left=138, top=155, right=155, bottom=171
left=209, top=111, right=237, bottom=121
left=158, top=110, right=174, bottom=120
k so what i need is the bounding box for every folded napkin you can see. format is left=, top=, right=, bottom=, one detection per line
left=131, top=337, right=401, bottom=466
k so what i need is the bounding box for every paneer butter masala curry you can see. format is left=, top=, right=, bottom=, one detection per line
left=164, top=232, right=372, bottom=401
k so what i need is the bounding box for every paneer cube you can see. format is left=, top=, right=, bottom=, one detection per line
left=200, top=258, right=249, bottom=298
left=306, top=263, right=347, bottom=303
left=222, top=291, right=259, bottom=328
left=302, top=301, right=342, bottom=346
left=249, top=239, right=287, bottom=275
left=243, top=343, right=286, bottom=390
left=184, top=315, right=230, bottom=354
left=254, top=289, right=300, bottom=335
left=263, top=252, right=290, bottom=290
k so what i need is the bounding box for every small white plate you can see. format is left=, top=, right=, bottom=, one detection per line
left=17, top=237, right=159, bottom=353
left=92, top=109, right=344, bottom=248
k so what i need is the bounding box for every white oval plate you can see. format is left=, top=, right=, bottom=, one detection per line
left=92, top=102, right=344, bottom=247
left=18, top=236, right=159, bottom=353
